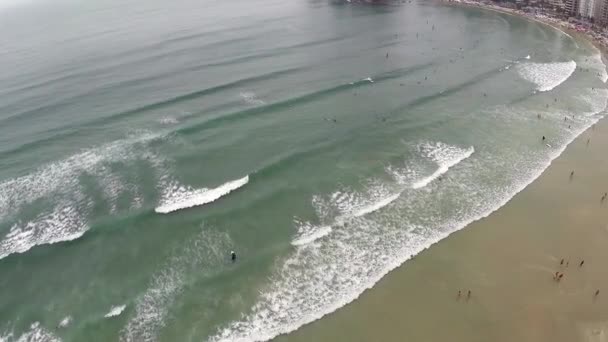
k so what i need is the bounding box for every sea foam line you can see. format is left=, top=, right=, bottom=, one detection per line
left=210, top=92, right=607, bottom=342
left=412, top=146, right=475, bottom=189
left=155, top=175, right=249, bottom=214
left=516, top=60, right=576, bottom=92
left=105, top=305, right=127, bottom=318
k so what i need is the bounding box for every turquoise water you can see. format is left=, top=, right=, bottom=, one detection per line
left=0, top=0, right=606, bottom=341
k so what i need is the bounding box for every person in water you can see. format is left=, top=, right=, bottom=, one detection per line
left=542, top=136, right=546, bottom=141
left=231, top=251, right=237, bottom=262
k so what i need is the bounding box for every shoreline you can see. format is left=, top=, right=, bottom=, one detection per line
left=272, top=4, right=608, bottom=342
left=441, top=0, right=608, bottom=59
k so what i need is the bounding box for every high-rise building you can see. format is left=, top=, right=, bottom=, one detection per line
left=579, top=0, right=596, bottom=18
left=564, top=0, right=579, bottom=15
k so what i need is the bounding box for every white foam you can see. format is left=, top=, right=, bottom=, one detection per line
left=525, top=55, right=531, bottom=59
left=58, top=316, right=72, bottom=328
left=240, top=92, right=266, bottom=105
left=412, top=142, right=475, bottom=189
left=105, top=305, right=127, bottom=318
left=209, top=106, right=608, bottom=342
left=121, top=230, right=230, bottom=342
left=0, top=133, right=163, bottom=260
left=516, top=60, right=576, bottom=92
left=291, top=222, right=332, bottom=246
left=351, top=193, right=400, bottom=217
left=363, top=77, right=374, bottom=83
left=581, top=53, right=608, bottom=83
left=158, top=116, right=179, bottom=125
left=1, top=322, right=61, bottom=342
left=155, top=175, right=249, bottom=214
left=0, top=205, right=87, bottom=260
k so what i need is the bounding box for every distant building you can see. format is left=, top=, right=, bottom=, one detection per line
left=547, top=0, right=565, bottom=10
left=579, top=0, right=596, bottom=18
left=564, top=0, right=579, bottom=15
left=595, top=0, right=608, bottom=24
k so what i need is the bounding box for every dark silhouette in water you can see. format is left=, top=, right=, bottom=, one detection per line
left=542, top=136, right=546, bottom=141
left=231, top=251, right=237, bottom=262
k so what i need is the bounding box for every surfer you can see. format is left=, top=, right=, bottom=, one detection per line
left=231, top=251, right=237, bottom=262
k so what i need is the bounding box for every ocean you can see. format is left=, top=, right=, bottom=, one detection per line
left=0, top=0, right=606, bottom=341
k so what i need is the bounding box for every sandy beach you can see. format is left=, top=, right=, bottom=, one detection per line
left=275, top=108, right=608, bottom=342
left=268, top=7, right=608, bottom=341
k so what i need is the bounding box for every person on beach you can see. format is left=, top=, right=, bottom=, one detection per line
left=560, top=259, right=564, bottom=265
left=467, top=290, right=471, bottom=300
left=596, top=289, right=600, bottom=297
left=570, top=170, right=574, bottom=178
left=587, top=138, right=591, bottom=146
left=580, top=260, right=585, bottom=267
left=558, top=273, right=564, bottom=281
left=554, top=271, right=559, bottom=280
left=457, top=290, right=461, bottom=300
left=537, top=113, right=542, bottom=119
left=386, top=52, right=389, bottom=59
left=231, top=250, right=237, bottom=262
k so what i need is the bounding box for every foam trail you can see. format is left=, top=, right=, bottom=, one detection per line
left=58, top=316, right=72, bottom=328
left=363, top=77, right=374, bottom=83
left=0, top=205, right=87, bottom=260
left=351, top=193, right=400, bottom=217
left=0, top=322, right=61, bottom=342
left=0, top=133, right=165, bottom=260
left=121, top=230, right=230, bottom=342
left=291, top=222, right=332, bottom=246
left=412, top=144, right=475, bottom=189
left=155, top=175, right=249, bottom=214
left=516, top=61, right=576, bottom=92
left=105, top=305, right=127, bottom=318
left=240, top=92, right=266, bottom=105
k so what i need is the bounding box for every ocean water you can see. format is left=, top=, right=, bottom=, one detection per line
left=0, top=0, right=606, bottom=341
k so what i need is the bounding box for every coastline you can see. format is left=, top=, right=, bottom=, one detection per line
left=278, top=108, right=608, bottom=341
left=441, top=0, right=608, bottom=58
left=271, top=5, right=608, bottom=342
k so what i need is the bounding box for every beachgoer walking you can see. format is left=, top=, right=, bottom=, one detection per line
left=580, top=260, right=584, bottom=267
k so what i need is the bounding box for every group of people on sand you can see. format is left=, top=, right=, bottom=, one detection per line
left=553, top=258, right=600, bottom=297
left=456, top=289, right=471, bottom=301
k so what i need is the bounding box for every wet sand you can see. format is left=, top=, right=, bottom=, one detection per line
left=276, top=119, right=608, bottom=340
